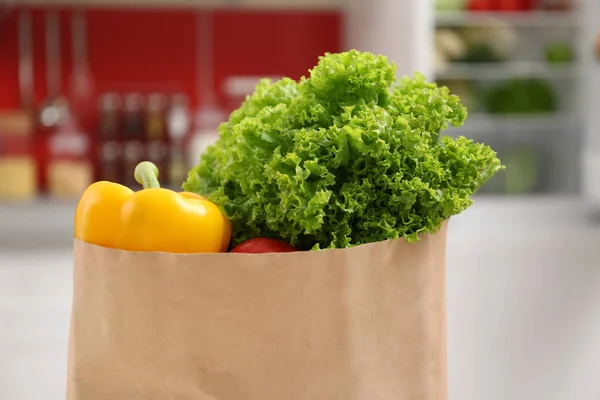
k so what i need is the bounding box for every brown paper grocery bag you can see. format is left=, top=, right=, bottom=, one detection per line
left=67, top=223, right=448, bottom=400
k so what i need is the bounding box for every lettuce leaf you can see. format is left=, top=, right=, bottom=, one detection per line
left=183, top=50, right=504, bottom=249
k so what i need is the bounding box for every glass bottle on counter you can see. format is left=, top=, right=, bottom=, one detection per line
left=0, top=135, right=37, bottom=201
left=98, top=141, right=122, bottom=183
left=121, top=93, right=144, bottom=141
left=0, top=9, right=38, bottom=200
left=166, top=93, right=192, bottom=188
left=145, top=93, right=167, bottom=141
left=98, top=93, right=121, bottom=141
left=0, top=114, right=37, bottom=200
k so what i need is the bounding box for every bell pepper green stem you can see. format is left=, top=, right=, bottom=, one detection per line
left=134, top=161, right=161, bottom=189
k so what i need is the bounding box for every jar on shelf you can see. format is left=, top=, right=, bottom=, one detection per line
left=145, top=93, right=167, bottom=141
left=98, top=93, right=121, bottom=141
left=0, top=113, right=37, bottom=200
left=122, top=93, right=144, bottom=141
left=47, top=116, right=93, bottom=199
left=98, top=141, right=122, bottom=183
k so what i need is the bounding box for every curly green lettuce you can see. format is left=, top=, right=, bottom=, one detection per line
left=183, top=50, right=504, bottom=249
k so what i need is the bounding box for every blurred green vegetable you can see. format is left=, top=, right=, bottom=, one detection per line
left=483, top=78, right=557, bottom=114
left=184, top=51, right=504, bottom=250
left=545, top=42, right=575, bottom=64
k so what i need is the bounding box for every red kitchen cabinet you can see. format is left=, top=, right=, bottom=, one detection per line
left=0, top=6, right=342, bottom=192
left=468, top=0, right=494, bottom=11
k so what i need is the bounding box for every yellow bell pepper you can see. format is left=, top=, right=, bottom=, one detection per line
left=74, top=161, right=231, bottom=253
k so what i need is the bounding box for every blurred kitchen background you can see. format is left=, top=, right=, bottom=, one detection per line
left=1, top=0, right=600, bottom=399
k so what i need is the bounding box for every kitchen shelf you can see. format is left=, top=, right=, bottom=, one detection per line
left=444, top=113, right=580, bottom=135
left=435, top=10, right=580, bottom=27
left=436, top=62, right=579, bottom=80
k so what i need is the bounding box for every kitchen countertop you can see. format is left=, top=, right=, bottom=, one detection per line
left=1, top=195, right=599, bottom=252
left=1, top=196, right=599, bottom=400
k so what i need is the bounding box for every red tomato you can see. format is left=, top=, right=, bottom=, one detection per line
left=230, top=238, right=297, bottom=254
